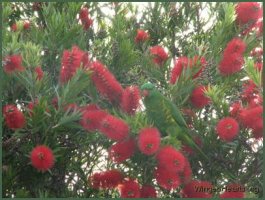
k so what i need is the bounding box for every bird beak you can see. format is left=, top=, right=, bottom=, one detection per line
left=142, top=90, right=149, bottom=97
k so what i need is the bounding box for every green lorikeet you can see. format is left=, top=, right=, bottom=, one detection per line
left=140, top=82, right=208, bottom=160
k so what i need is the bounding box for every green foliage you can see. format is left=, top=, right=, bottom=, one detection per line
left=2, top=2, right=263, bottom=198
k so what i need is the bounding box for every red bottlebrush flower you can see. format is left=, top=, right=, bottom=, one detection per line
left=23, top=21, right=30, bottom=30
left=191, top=55, right=207, bottom=79
left=3, top=104, right=26, bottom=129
left=90, top=61, right=123, bottom=104
left=109, top=138, right=136, bottom=163
left=135, top=29, right=150, bottom=43
left=119, top=179, right=141, bottom=198
left=3, top=54, right=25, bottom=74
left=154, top=166, right=181, bottom=190
left=30, top=145, right=55, bottom=171
left=150, top=45, right=168, bottom=66
left=79, top=7, right=89, bottom=21
left=89, top=172, right=103, bottom=189
left=120, top=85, right=140, bottom=115
left=80, top=110, right=108, bottom=132
left=254, top=62, right=263, bottom=71
left=140, top=185, right=157, bottom=198
left=99, top=115, right=129, bottom=141
left=11, top=23, right=17, bottom=32
left=219, top=53, right=244, bottom=76
left=241, top=80, right=258, bottom=102
left=170, top=57, right=189, bottom=84
left=190, top=85, right=210, bottom=109
left=229, top=101, right=243, bottom=118
left=223, top=38, right=246, bottom=57
left=35, top=66, right=44, bottom=80
left=248, top=95, right=263, bottom=108
left=240, top=106, right=263, bottom=129
left=100, top=169, right=124, bottom=189
left=82, top=18, right=93, bottom=30
left=170, top=56, right=206, bottom=84
left=156, top=146, right=186, bottom=172
left=236, top=2, right=262, bottom=27
left=59, top=45, right=90, bottom=84
left=216, top=117, right=239, bottom=142
left=182, top=180, right=213, bottom=198
left=180, top=157, right=192, bottom=184
left=220, top=183, right=245, bottom=198
left=138, top=127, right=161, bottom=155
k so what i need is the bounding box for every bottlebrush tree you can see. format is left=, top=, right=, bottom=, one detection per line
left=2, top=2, right=263, bottom=198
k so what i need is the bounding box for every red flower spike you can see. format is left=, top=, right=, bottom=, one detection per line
left=120, top=85, right=141, bottom=115
left=191, top=55, right=207, bottom=79
left=150, top=45, right=168, bottom=66
left=100, top=169, right=124, bottom=189
left=89, top=172, right=103, bottom=189
left=182, top=180, right=213, bottom=198
left=79, top=7, right=89, bottom=21
left=30, top=145, right=55, bottom=172
left=99, top=115, right=129, bottom=141
left=250, top=48, right=263, bottom=58
left=138, top=127, right=161, bottom=155
left=27, top=99, right=39, bottom=117
left=236, top=2, right=262, bottom=27
left=223, top=38, right=246, bottom=57
left=11, top=23, right=17, bottom=32
left=140, top=185, right=157, bottom=198
left=229, top=101, right=243, bottom=119
left=135, top=29, right=150, bottom=43
left=170, top=57, right=189, bottom=84
left=3, top=104, right=26, bottom=129
left=60, top=46, right=90, bottom=84
left=216, top=117, right=239, bottom=142
left=156, top=146, right=186, bottom=172
left=35, top=66, right=44, bottom=80
left=190, top=85, right=210, bottom=109
left=3, top=54, right=25, bottom=74
left=239, top=106, right=263, bottom=139
left=119, top=179, right=141, bottom=198
left=241, top=80, right=258, bottom=102
left=109, top=139, right=136, bottom=163
left=90, top=61, right=123, bottom=104
left=220, top=183, right=245, bottom=198
left=80, top=110, right=108, bottom=132
left=23, top=21, right=30, bottom=30
left=154, top=166, right=181, bottom=190
left=219, top=53, right=244, bottom=76
left=82, top=18, right=93, bottom=30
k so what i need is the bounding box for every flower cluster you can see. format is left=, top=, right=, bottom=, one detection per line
left=30, top=145, right=55, bottom=172
left=170, top=56, right=206, bottom=84
left=135, top=29, right=149, bottom=43
left=3, top=54, right=25, bottom=74
left=219, top=38, right=246, bottom=76
left=150, top=45, right=168, bottom=66
left=3, top=104, right=26, bottom=129
left=60, top=45, right=90, bottom=83
left=89, top=169, right=124, bottom=189
left=190, top=85, right=211, bottom=109
left=79, top=7, right=93, bottom=30
left=120, top=85, right=141, bottom=115
left=216, top=117, right=240, bottom=142
left=90, top=61, right=123, bottom=104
